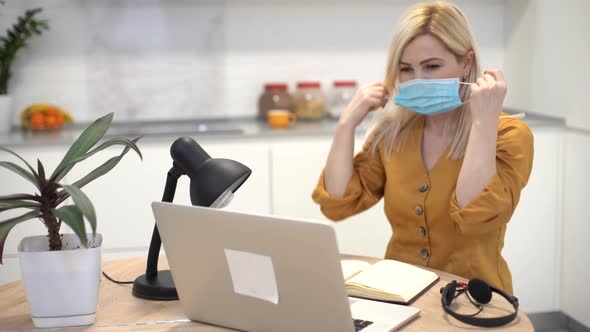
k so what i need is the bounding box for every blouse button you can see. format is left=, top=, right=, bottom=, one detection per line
left=415, top=205, right=424, bottom=215
left=419, top=227, right=427, bottom=237
left=419, top=184, right=429, bottom=192
left=420, top=249, right=429, bottom=260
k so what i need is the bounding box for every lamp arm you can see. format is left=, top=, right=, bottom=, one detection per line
left=145, top=165, right=184, bottom=278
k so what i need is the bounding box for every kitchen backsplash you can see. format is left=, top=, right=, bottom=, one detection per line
left=1, top=0, right=504, bottom=124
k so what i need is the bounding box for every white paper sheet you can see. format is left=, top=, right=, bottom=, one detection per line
left=224, top=248, right=279, bottom=304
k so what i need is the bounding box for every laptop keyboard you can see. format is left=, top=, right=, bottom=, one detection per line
left=353, top=319, right=374, bottom=331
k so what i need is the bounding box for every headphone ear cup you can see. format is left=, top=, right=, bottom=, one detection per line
left=468, top=278, right=492, bottom=304
left=444, top=280, right=457, bottom=305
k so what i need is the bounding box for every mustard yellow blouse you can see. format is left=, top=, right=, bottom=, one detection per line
left=312, top=116, right=534, bottom=295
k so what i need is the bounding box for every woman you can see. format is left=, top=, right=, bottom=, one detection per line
left=312, top=1, right=533, bottom=295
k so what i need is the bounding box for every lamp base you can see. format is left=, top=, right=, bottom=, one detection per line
left=132, top=270, right=178, bottom=301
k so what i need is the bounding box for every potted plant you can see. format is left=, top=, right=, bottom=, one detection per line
left=0, top=6, right=49, bottom=133
left=0, top=112, right=141, bottom=328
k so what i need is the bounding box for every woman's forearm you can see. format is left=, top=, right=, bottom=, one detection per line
left=455, top=119, right=498, bottom=208
left=324, top=122, right=356, bottom=197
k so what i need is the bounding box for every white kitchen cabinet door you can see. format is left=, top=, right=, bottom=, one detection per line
left=66, top=137, right=271, bottom=251
left=503, top=127, right=563, bottom=313
left=271, top=136, right=391, bottom=258
left=64, top=138, right=167, bottom=251
left=560, top=130, right=590, bottom=327
left=0, top=258, right=22, bottom=285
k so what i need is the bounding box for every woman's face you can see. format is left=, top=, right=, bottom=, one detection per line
left=398, top=34, right=471, bottom=83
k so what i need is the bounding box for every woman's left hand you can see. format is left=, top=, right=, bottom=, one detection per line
left=469, top=69, right=507, bottom=124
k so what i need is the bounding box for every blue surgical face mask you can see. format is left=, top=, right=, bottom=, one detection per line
left=393, top=78, right=471, bottom=115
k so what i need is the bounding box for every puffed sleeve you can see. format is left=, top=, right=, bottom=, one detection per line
left=311, top=133, right=386, bottom=221
left=449, top=119, right=534, bottom=235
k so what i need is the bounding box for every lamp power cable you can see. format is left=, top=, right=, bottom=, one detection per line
left=102, top=271, right=134, bottom=285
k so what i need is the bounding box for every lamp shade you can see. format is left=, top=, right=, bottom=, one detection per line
left=170, top=137, right=251, bottom=207
left=170, top=137, right=210, bottom=176
left=189, top=158, right=251, bottom=207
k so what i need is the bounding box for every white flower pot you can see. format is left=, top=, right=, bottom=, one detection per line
left=0, top=95, right=12, bottom=133
left=18, top=233, right=102, bottom=329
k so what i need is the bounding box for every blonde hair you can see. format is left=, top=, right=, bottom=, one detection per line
left=369, top=1, right=481, bottom=160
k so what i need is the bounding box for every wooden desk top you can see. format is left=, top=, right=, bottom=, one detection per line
left=0, top=255, right=533, bottom=331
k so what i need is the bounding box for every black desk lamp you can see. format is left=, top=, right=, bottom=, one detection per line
left=132, top=136, right=251, bottom=300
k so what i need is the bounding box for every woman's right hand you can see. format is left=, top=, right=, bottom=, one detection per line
left=338, top=81, right=389, bottom=130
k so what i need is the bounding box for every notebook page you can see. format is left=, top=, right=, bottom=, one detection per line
left=341, top=260, right=371, bottom=281
left=346, top=260, right=437, bottom=299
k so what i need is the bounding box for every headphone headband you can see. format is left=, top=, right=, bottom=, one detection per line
left=440, top=279, right=519, bottom=328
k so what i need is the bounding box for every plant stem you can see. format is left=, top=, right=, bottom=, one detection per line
left=45, top=213, right=62, bottom=250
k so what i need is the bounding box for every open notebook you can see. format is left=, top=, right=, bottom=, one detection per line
left=341, top=259, right=439, bottom=305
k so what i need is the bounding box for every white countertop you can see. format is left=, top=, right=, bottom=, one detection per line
left=0, top=112, right=565, bottom=147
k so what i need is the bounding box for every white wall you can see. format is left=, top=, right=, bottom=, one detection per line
left=1, top=0, right=226, bottom=123
left=503, top=0, right=535, bottom=113
left=561, top=130, right=590, bottom=327
left=504, top=0, right=590, bottom=130
left=2, top=0, right=504, bottom=124
left=532, top=0, right=589, bottom=131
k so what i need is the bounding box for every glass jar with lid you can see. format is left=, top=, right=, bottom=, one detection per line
left=328, top=80, right=357, bottom=119
left=293, top=81, right=327, bottom=120
left=258, top=83, right=294, bottom=119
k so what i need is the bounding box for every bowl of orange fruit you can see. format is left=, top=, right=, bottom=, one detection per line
left=21, top=103, right=73, bottom=132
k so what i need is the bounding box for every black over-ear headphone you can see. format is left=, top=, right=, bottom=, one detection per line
left=440, top=278, right=519, bottom=328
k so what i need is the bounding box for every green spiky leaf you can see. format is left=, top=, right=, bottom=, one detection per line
left=0, top=194, right=40, bottom=203
left=53, top=205, right=87, bottom=248
left=51, top=136, right=142, bottom=182
left=72, top=137, right=140, bottom=189
left=50, top=113, right=114, bottom=182
left=37, top=159, right=45, bottom=182
left=0, top=200, right=40, bottom=213
left=61, top=185, right=96, bottom=234
left=55, top=137, right=141, bottom=204
left=0, top=147, right=39, bottom=180
left=0, top=161, right=39, bottom=189
left=0, top=210, right=41, bottom=264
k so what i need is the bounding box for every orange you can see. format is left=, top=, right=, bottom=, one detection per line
left=30, top=113, right=45, bottom=130
left=55, top=114, right=65, bottom=127
left=46, top=107, right=58, bottom=117
left=45, top=115, right=58, bottom=130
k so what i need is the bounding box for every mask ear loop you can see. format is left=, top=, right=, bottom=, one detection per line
left=500, top=112, right=526, bottom=119
left=459, top=82, right=474, bottom=107
left=458, top=82, right=526, bottom=120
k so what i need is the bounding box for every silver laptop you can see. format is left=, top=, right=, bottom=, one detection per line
left=152, top=202, right=420, bottom=332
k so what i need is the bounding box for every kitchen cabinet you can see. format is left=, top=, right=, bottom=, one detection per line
left=560, top=130, right=590, bottom=327
left=503, top=127, right=563, bottom=312
left=270, top=135, right=391, bottom=258
left=0, top=259, right=21, bottom=285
